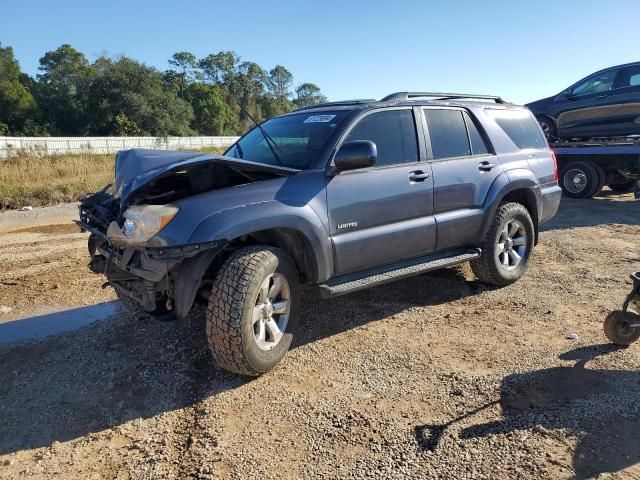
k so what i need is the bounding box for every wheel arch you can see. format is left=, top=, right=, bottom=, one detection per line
left=480, top=172, right=542, bottom=245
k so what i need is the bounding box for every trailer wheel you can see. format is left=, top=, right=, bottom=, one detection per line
left=588, top=162, right=606, bottom=197
left=559, top=161, right=599, bottom=198
left=608, top=180, right=636, bottom=193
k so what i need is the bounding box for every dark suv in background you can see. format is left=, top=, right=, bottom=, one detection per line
left=526, top=61, right=640, bottom=140
left=79, top=92, right=561, bottom=376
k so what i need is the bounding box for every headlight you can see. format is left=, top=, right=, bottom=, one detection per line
left=121, top=205, right=179, bottom=243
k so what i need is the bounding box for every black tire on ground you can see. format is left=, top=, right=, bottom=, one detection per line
left=206, top=246, right=300, bottom=376
left=471, top=202, right=535, bottom=287
left=559, top=161, right=599, bottom=198
left=603, top=310, right=640, bottom=346
left=536, top=116, right=557, bottom=141
left=608, top=180, right=636, bottom=193
left=588, top=162, right=606, bottom=197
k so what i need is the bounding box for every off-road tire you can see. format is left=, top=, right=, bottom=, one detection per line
left=206, top=246, right=300, bottom=376
left=471, top=202, right=535, bottom=287
left=603, top=310, right=640, bottom=346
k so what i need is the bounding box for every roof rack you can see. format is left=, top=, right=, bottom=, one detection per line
left=381, top=92, right=506, bottom=103
left=293, top=99, right=376, bottom=112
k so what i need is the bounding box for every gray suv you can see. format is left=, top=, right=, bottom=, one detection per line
left=79, top=92, right=562, bottom=376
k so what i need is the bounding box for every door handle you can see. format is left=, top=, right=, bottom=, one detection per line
left=594, top=94, right=609, bottom=99
left=478, top=161, right=496, bottom=171
left=409, top=170, right=430, bottom=182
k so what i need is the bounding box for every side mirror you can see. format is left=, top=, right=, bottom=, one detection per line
left=334, top=140, right=377, bottom=171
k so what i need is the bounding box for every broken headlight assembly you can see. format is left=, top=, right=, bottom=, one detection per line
left=107, top=205, right=179, bottom=245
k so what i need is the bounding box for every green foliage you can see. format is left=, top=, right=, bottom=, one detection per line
left=294, top=83, right=327, bottom=108
left=188, top=83, right=239, bottom=135
left=0, top=45, right=37, bottom=135
left=0, top=44, right=328, bottom=138
left=88, top=56, right=194, bottom=136
left=36, top=44, right=92, bottom=135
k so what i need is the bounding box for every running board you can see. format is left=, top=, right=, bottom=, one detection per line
left=318, top=249, right=481, bottom=298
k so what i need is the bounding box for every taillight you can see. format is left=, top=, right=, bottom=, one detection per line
left=550, top=149, right=558, bottom=183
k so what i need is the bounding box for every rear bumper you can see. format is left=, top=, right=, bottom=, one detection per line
left=539, top=184, right=562, bottom=224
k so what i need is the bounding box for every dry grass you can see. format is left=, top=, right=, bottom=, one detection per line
left=0, top=147, right=227, bottom=210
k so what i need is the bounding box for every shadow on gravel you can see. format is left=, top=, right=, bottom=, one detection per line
left=0, top=307, right=245, bottom=455
left=0, top=267, right=485, bottom=455
left=293, top=266, right=490, bottom=348
left=541, top=195, right=640, bottom=232
left=456, top=344, right=640, bottom=479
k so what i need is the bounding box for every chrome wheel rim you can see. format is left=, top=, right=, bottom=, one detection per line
left=252, top=272, right=290, bottom=351
left=497, top=220, right=527, bottom=271
left=563, top=168, right=587, bottom=194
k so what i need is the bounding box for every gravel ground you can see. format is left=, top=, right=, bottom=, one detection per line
left=0, top=191, right=639, bottom=479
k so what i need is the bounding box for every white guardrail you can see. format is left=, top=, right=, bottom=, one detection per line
left=0, top=136, right=240, bottom=158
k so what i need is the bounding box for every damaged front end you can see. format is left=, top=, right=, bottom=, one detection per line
left=77, top=148, right=297, bottom=320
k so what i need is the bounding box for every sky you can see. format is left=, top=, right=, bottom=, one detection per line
left=3, top=0, right=640, bottom=105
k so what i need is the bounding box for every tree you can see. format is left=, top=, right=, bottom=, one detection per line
left=230, top=61, right=268, bottom=127
left=266, top=65, right=293, bottom=116
left=294, top=83, right=327, bottom=108
left=36, top=44, right=92, bottom=134
left=199, top=51, right=239, bottom=85
left=188, top=83, right=240, bottom=135
left=88, top=56, right=194, bottom=136
left=168, top=51, right=198, bottom=98
left=0, top=45, right=37, bottom=135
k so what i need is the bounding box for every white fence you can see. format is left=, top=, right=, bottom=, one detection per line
left=0, top=136, right=240, bottom=158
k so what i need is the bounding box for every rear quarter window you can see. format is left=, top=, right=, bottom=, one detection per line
left=486, top=109, right=547, bottom=150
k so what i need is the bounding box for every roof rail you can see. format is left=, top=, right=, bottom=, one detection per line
left=293, top=99, right=376, bottom=112
left=381, top=92, right=506, bottom=103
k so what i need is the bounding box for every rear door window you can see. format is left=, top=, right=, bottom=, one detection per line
left=463, top=112, right=490, bottom=155
left=344, top=109, right=418, bottom=167
left=423, top=109, right=471, bottom=159
left=486, top=109, right=547, bottom=150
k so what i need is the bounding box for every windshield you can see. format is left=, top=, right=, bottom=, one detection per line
left=224, top=110, right=349, bottom=169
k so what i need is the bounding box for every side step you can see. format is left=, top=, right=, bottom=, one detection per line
left=318, top=248, right=481, bottom=298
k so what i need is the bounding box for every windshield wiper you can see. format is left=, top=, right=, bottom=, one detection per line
left=237, top=101, right=283, bottom=165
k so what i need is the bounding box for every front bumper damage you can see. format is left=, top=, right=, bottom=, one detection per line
left=77, top=216, right=226, bottom=320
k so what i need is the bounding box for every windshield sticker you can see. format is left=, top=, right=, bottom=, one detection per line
left=304, top=114, right=336, bottom=123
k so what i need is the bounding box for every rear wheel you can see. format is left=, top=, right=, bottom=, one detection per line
left=559, top=161, right=599, bottom=198
left=471, top=202, right=535, bottom=287
left=589, top=163, right=606, bottom=197
left=206, top=246, right=300, bottom=376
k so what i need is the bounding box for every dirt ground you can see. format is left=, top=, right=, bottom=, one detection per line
left=0, top=191, right=639, bottom=480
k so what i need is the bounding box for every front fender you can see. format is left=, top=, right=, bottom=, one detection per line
left=189, top=201, right=333, bottom=282
left=479, top=170, right=542, bottom=240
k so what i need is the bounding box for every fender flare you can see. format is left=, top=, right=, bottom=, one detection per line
left=188, top=202, right=333, bottom=283
left=479, top=170, right=542, bottom=241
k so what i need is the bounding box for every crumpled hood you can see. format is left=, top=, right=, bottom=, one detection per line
left=113, top=148, right=298, bottom=208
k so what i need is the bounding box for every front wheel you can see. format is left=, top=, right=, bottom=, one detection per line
left=471, top=202, right=535, bottom=287
left=206, top=246, right=300, bottom=376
